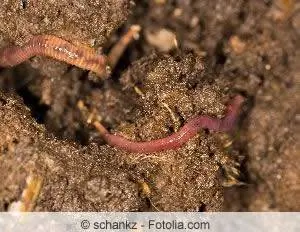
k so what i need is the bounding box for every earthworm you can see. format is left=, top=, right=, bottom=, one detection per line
left=94, top=95, right=245, bottom=153
left=108, top=25, right=141, bottom=70
left=0, top=35, right=110, bottom=78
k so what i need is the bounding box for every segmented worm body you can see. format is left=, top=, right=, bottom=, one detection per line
left=94, top=95, right=245, bottom=153
left=0, top=35, right=109, bottom=78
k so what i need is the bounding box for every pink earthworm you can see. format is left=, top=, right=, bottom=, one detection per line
left=0, top=35, right=110, bottom=78
left=94, top=95, right=245, bottom=153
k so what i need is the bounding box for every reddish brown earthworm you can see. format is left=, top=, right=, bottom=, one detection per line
left=94, top=95, right=245, bottom=153
left=0, top=35, right=110, bottom=78
left=107, top=25, right=141, bottom=70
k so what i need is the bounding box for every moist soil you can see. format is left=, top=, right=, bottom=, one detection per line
left=0, top=0, right=299, bottom=211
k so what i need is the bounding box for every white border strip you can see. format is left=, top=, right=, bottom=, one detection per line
left=0, top=212, right=299, bottom=232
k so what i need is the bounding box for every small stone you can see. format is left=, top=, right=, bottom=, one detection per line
left=145, top=28, right=178, bottom=52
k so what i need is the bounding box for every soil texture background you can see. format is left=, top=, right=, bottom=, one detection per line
left=0, top=0, right=299, bottom=211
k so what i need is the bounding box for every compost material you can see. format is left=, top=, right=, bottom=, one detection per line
left=0, top=0, right=299, bottom=211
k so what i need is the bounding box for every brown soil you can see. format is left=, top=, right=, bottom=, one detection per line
left=0, top=0, right=299, bottom=211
